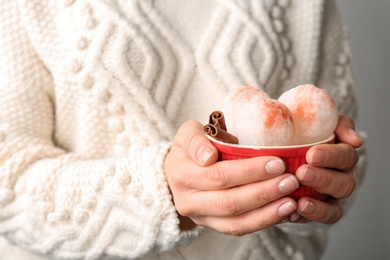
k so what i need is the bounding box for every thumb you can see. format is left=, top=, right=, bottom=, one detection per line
left=174, top=120, right=219, bottom=166
left=335, top=114, right=364, bottom=148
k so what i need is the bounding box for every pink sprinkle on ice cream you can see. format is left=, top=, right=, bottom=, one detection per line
left=234, top=98, right=294, bottom=146
left=263, top=99, right=293, bottom=129
left=278, top=84, right=338, bottom=144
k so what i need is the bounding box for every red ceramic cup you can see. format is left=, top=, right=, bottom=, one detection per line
left=208, top=134, right=336, bottom=201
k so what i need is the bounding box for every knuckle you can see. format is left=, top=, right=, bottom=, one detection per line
left=329, top=205, right=344, bottom=224
left=184, top=131, right=201, bottom=154
left=206, top=165, right=229, bottom=188
left=176, top=120, right=203, bottom=149
left=257, top=215, right=273, bottom=229
left=175, top=202, right=193, bottom=217
left=336, top=144, right=358, bottom=170
left=216, top=193, right=239, bottom=216
left=344, top=115, right=354, bottom=126
left=339, top=114, right=354, bottom=128
left=339, top=173, right=356, bottom=199
left=347, top=147, right=359, bottom=168
left=181, top=120, right=202, bottom=133
left=224, top=221, right=244, bottom=236
left=256, top=185, right=272, bottom=203
left=320, top=171, right=334, bottom=190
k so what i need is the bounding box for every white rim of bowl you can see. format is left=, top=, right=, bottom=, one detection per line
left=207, top=133, right=335, bottom=149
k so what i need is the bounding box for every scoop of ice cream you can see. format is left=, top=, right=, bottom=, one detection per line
left=235, top=98, right=295, bottom=146
left=222, top=86, right=270, bottom=135
left=278, top=84, right=338, bottom=144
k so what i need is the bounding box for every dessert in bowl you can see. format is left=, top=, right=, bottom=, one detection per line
left=204, top=84, right=339, bottom=201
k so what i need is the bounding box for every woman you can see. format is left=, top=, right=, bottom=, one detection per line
left=0, top=0, right=366, bottom=259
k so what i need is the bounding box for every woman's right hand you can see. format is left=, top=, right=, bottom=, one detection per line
left=164, top=120, right=299, bottom=236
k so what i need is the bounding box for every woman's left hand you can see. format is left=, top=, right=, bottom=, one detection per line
left=291, top=114, right=364, bottom=224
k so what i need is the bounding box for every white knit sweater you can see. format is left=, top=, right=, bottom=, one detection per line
left=0, top=0, right=366, bottom=259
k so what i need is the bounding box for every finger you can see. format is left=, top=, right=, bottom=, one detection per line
left=306, top=143, right=358, bottom=170
left=335, top=114, right=363, bottom=148
left=296, top=197, right=343, bottom=224
left=194, top=198, right=297, bottom=236
left=189, top=156, right=286, bottom=190
left=179, top=174, right=299, bottom=217
left=174, top=120, right=219, bottom=166
left=295, top=165, right=356, bottom=199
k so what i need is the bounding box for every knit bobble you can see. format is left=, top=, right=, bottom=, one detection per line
left=82, top=3, right=93, bottom=15
left=142, top=195, right=154, bottom=208
left=48, top=208, right=70, bottom=222
left=273, top=19, right=284, bottom=33
left=63, top=0, right=75, bottom=7
left=0, top=189, right=14, bottom=205
left=82, top=74, right=95, bottom=89
left=71, top=59, right=83, bottom=73
left=108, top=101, right=124, bottom=114
left=118, top=173, right=131, bottom=186
left=36, top=201, right=55, bottom=215
left=338, top=52, right=349, bottom=65
left=74, top=207, right=89, bottom=224
left=277, top=0, right=290, bottom=8
left=104, top=165, right=116, bottom=178
left=83, top=197, right=97, bottom=210
left=77, top=37, right=89, bottom=50
left=131, top=186, right=143, bottom=198
left=267, top=0, right=294, bottom=82
left=108, top=117, right=124, bottom=132
left=265, top=0, right=276, bottom=7
left=285, top=244, right=293, bottom=256
left=86, top=17, right=97, bottom=30
left=94, top=86, right=111, bottom=102
left=92, top=178, right=105, bottom=192
left=116, top=133, right=130, bottom=147
left=271, top=6, right=283, bottom=19
left=292, top=251, right=304, bottom=260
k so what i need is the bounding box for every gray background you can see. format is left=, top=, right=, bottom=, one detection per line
left=324, top=1, right=390, bottom=259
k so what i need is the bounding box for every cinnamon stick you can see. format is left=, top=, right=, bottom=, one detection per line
left=209, top=111, right=227, bottom=131
left=203, top=124, right=239, bottom=144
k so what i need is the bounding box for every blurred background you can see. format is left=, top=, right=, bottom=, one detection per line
left=323, top=1, right=390, bottom=259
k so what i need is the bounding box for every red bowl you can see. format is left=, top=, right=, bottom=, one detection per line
left=208, top=134, right=336, bottom=201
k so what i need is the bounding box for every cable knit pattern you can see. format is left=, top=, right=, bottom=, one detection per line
left=0, top=0, right=366, bottom=259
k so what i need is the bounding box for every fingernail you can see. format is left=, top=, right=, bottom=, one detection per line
left=298, top=167, right=317, bottom=184
left=310, top=150, right=326, bottom=165
left=278, top=202, right=297, bottom=217
left=289, top=212, right=301, bottom=222
left=197, top=145, right=214, bottom=165
left=265, top=159, right=285, bottom=175
left=278, top=218, right=289, bottom=224
left=278, top=176, right=299, bottom=194
left=300, top=200, right=317, bottom=215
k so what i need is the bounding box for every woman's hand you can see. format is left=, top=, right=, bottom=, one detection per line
left=293, top=115, right=364, bottom=223
left=164, top=120, right=299, bottom=236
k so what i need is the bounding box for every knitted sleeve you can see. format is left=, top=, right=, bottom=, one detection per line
left=277, top=0, right=367, bottom=235
left=0, top=2, right=200, bottom=259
